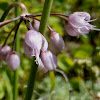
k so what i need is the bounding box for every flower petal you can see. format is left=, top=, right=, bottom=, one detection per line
left=25, top=30, right=42, bottom=54
left=41, top=50, right=57, bottom=71
left=23, top=41, right=35, bottom=58
left=65, top=24, right=79, bottom=36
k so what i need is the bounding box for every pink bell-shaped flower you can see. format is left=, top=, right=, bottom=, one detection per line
left=49, top=31, right=65, bottom=51
left=6, top=51, right=20, bottom=71
left=41, top=50, right=57, bottom=71
left=0, top=44, right=11, bottom=60
left=25, top=30, right=42, bottom=55
left=65, top=12, right=100, bottom=37
left=24, top=29, right=48, bottom=58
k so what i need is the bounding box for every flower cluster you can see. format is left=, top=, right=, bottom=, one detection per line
left=0, top=11, right=99, bottom=72
left=0, top=45, right=20, bottom=70
left=24, top=21, right=65, bottom=73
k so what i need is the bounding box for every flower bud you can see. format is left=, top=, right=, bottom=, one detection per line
left=31, top=19, right=40, bottom=31
left=41, top=50, right=57, bottom=71
left=0, top=45, right=11, bottom=60
left=49, top=31, right=65, bottom=51
left=6, top=51, right=20, bottom=71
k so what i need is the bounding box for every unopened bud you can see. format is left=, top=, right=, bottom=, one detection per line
left=0, top=45, right=11, bottom=60
left=31, top=19, right=40, bottom=31
left=41, top=50, right=57, bottom=71
left=6, top=51, right=20, bottom=71
left=49, top=31, right=65, bottom=51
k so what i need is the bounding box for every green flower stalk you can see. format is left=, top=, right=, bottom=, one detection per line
left=25, top=0, right=53, bottom=100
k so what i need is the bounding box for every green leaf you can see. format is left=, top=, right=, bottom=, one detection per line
left=49, top=71, right=55, bottom=93
left=0, top=80, right=5, bottom=99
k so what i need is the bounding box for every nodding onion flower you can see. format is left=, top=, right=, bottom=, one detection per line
left=6, top=51, right=20, bottom=71
left=24, top=29, right=48, bottom=56
left=49, top=31, right=65, bottom=51
left=41, top=50, right=57, bottom=71
left=24, top=29, right=58, bottom=71
left=0, top=45, right=11, bottom=60
left=65, top=12, right=100, bottom=37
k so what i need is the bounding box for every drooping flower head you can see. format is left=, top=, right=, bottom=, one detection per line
left=49, top=31, right=65, bottom=51
left=41, top=50, right=57, bottom=71
left=24, top=29, right=50, bottom=73
left=24, top=29, right=48, bottom=56
left=65, top=12, right=100, bottom=37
left=0, top=44, right=11, bottom=60
left=24, top=29, right=48, bottom=61
left=6, top=51, right=20, bottom=71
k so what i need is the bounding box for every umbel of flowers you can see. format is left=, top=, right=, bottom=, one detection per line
left=0, top=2, right=99, bottom=72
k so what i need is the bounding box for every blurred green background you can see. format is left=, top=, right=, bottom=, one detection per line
left=0, top=0, right=100, bottom=100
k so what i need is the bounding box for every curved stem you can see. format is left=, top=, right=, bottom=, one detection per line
left=0, top=16, right=21, bottom=28
left=25, top=0, right=53, bottom=100
left=0, top=2, right=28, bottom=22
left=28, top=17, right=53, bottom=32
left=26, top=13, right=68, bottom=22
left=2, top=19, right=22, bottom=47
left=55, top=69, right=72, bottom=100
left=12, top=19, right=22, bottom=51
left=26, top=13, right=68, bottom=18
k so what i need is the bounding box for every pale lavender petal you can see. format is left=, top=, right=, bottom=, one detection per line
left=73, top=12, right=91, bottom=20
left=41, top=50, right=57, bottom=71
left=65, top=24, right=79, bottom=36
left=68, top=14, right=86, bottom=27
left=76, top=26, right=90, bottom=34
left=23, top=41, right=35, bottom=58
left=25, top=30, right=42, bottom=54
left=37, top=57, right=48, bottom=73
left=41, top=34, right=48, bottom=52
